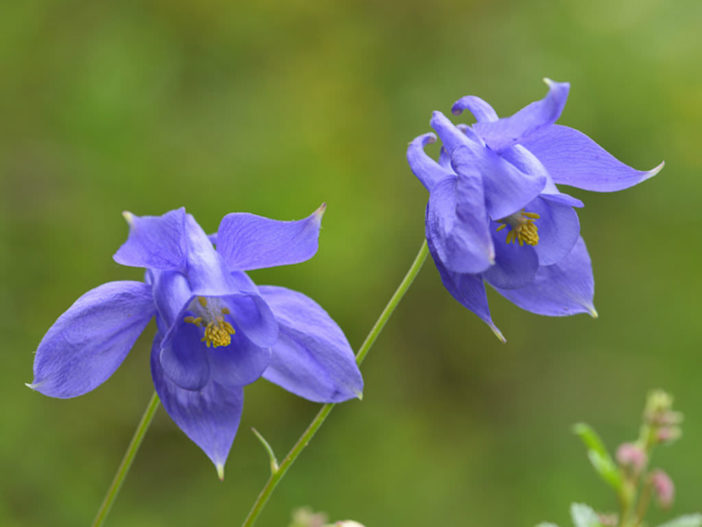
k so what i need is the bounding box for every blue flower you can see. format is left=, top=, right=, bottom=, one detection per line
left=28, top=206, right=363, bottom=475
left=407, top=79, right=662, bottom=341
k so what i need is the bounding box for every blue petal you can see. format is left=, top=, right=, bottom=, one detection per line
left=158, top=321, right=210, bottom=390
left=225, top=292, right=278, bottom=348
left=493, top=237, right=596, bottom=317
left=473, top=79, right=570, bottom=151
left=528, top=196, right=580, bottom=266
left=216, top=206, right=325, bottom=272
left=208, top=332, right=271, bottom=387
left=427, top=237, right=505, bottom=342
left=482, top=225, right=539, bottom=289
left=521, top=124, right=663, bottom=192
left=151, top=337, right=244, bottom=475
left=451, top=95, right=499, bottom=122
left=113, top=208, right=187, bottom=270
left=159, top=315, right=271, bottom=391
left=183, top=214, right=243, bottom=297
left=430, top=111, right=482, bottom=153
left=407, top=133, right=454, bottom=191
left=29, top=281, right=154, bottom=398
left=540, top=191, right=584, bottom=208
left=259, top=286, right=363, bottom=403
left=450, top=141, right=547, bottom=221
left=425, top=172, right=494, bottom=274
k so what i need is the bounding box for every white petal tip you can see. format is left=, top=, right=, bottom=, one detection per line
left=25, top=382, right=37, bottom=390
left=122, top=211, right=135, bottom=225
left=490, top=325, right=506, bottom=343
left=216, top=463, right=225, bottom=481
left=588, top=306, right=599, bottom=319
left=314, top=203, right=327, bottom=218
left=354, top=390, right=364, bottom=401
left=647, top=161, right=665, bottom=178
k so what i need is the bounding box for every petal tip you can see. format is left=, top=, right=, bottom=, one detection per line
left=588, top=305, right=598, bottom=319
left=490, top=324, right=506, bottom=343
left=354, top=390, right=364, bottom=401
left=216, top=463, right=225, bottom=481
left=314, top=202, right=327, bottom=219
left=647, top=160, right=665, bottom=178
left=25, top=381, right=39, bottom=391
left=122, top=211, right=135, bottom=226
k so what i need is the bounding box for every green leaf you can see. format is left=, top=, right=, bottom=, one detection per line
left=570, top=503, right=603, bottom=527
left=657, top=514, right=702, bottom=527
left=572, top=423, right=622, bottom=490
left=251, top=427, right=279, bottom=474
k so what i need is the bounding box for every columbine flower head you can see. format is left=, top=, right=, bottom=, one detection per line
left=28, top=206, right=363, bottom=477
left=407, top=79, right=662, bottom=340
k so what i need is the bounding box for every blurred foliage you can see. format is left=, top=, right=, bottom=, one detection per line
left=1, top=0, right=700, bottom=526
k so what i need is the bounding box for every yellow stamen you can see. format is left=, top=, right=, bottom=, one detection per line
left=498, top=210, right=540, bottom=246
left=201, top=318, right=236, bottom=348
left=184, top=298, right=236, bottom=348
left=496, top=224, right=506, bottom=232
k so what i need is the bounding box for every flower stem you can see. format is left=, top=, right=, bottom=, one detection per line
left=241, top=239, right=430, bottom=527
left=91, top=391, right=160, bottom=527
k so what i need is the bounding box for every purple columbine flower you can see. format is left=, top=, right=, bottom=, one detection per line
left=28, top=206, right=363, bottom=476
left=407, top=79, right=662, bottom=340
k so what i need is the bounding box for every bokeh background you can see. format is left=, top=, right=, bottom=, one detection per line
left=1, top=0, right=700, bottom=525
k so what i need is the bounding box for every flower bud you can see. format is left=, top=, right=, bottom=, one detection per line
left=331, top=522, right=365, bottom=527
left=616, top=443, right=647, bottom=472
left=656, top=426, right=682, bottom=444
left=650, top=469, right=674, bottom=509
left=598, top=513, right=618, bottom=527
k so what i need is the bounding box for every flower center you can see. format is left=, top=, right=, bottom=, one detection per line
left=496, top=210, right=540, bottom=246
left=184, top=296, right=236, bottom=348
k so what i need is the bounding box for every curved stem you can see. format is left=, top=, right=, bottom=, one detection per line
left=241, top=239, right=430, bottom=527
left=91, top=392, right=160, bottom=527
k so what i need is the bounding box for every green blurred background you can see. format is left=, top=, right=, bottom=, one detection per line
left=1, top=0, right=700, bottom=525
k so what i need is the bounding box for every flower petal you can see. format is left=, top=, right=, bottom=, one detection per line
left=528, top=196, right=580, bottom=266
left=208, top=331, right=271, bottom=387
left=225, top=293, right=278, bottom=348
left=427, top=237, right=505, bottom=342
left=158, top=320, right=210, bottom=390
left=425, top=171, right=494, bottom=274
left=29, top=281, right=154, bottom=398
left=482, top=225, right=539, bottom=289
left=216, top=206, right=325, bottom=272
left=430, top=111, right=481, bottom=153
left=521, top=124, right=663, bottom=192
left=113, top=208, right=187, bottom=270
left=473, top=79, right=570, bottom=151
left=407, top=133, right=454, bottom=191
left=258, top=286, right=363, bottom=402
left=493, top=237, right=596, bottom=316
left=450, top=141, right=547, bottom=220
left=151, top=338, right=244, bottom=475
left=451, top=95, right=499, bottom=122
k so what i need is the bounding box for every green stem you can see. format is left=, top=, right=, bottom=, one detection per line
left=91, top=392, right=160, bottom=527
left=241, top=239, right=430, bottom=527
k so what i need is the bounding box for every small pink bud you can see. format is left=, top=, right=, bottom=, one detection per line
left=616, top=443, right=647, bottom=472
left=656, top=426, right=682, bottom=444
left=598, top=513, right=618, bottom=526
left=650, top=469, right=675, bottom=508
